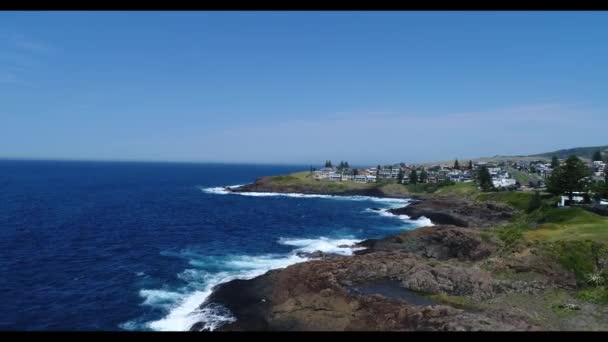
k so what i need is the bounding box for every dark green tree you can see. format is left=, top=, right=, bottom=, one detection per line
left=527, top=191, right=542, bottom=213
left=344, top=161, right=350, bottom=169
left=353, top=169, right=359, bottom=176
left=325, top=160, right=332, bottom=168
left=476, top=166, right=494, bottom=192
left=592, top=150, right=603, bottom=162
left=397, top=169, right=405, bottom=184
left=546, top=155, right=590, bottom=201
left=468, top=160, right=473, bottom=170
left=409, top=169, right=418, bottom=185
left=592, top=182, right=608, bottom=201
left=376, top=165, right=381, bottom=182
left=419, top=169, right=428, bottom=183
left=551, top=156, right=560, bottom=168
left=454, top=159, right=460, bottom=170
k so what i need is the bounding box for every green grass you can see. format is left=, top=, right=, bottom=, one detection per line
left=476, top=191, right=534, bottom=211
left=524, top=207, right=608, bottom=243
left=543, top=240, right=603, bottom=282
left=433, top=182, right=479, bottom=197
left=506, top=167, right=542, bottom=185
left=577, top=287, right=608, bottom=304
left=497, top=226, right=525, bottom=248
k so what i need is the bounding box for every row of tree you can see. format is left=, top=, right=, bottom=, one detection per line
left=592, top=150, right=605, bottom=162
left=323, top=160, right=351, bottom=170
left=452, top=159, right=474, bottom=170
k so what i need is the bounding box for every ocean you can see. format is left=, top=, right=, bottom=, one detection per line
left=0, top=160, right=429, bottom=331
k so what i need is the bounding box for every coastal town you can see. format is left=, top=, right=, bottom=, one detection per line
left=311, top=153, right=608, bottom=208
left=313, top=160, right=526, bottom=188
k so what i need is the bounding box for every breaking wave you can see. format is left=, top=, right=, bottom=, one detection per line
left=199, top=185, right=410, bottom=208
left=124, top=236, right=363, bottom=331
left=121, top=184, right=432, bottom=332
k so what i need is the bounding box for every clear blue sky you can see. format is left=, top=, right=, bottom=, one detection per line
left=1, top=11, right=607, bottom=165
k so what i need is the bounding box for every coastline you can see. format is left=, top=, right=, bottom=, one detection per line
left=188, top=176, right=608, bottom=331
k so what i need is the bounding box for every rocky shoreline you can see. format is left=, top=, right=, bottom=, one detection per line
left=189, top=181, right=607, bottom=331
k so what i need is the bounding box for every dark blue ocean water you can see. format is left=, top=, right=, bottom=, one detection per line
left=0, top=160, right=423, bottom=331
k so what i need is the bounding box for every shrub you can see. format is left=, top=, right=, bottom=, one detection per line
left=527, top=191, right=542, bottom=213
left=498, top=226, right=524, bottom=248
left=544, top=240, right=603, bottom=283
left=585, top=272, right=606, bottom=287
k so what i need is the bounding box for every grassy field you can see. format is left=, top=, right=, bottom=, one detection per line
left=506, top=167, right=543, bottom=185
left=524, top=207, right=608, bottom=243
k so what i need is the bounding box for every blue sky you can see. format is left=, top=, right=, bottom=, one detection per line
left=1, top=11, right=607, bottom=165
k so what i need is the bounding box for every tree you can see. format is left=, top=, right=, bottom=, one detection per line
left=409, top=169, right=418, bottom=185
left=344, top=161, right=350, bottom=169
left=454, top=159, right=460, bottom=170
left=592, top=150, right=603, bottom=162
left=397, top=169, right=405, bottom=184
left=468, top=160, right=473, bottom=170
left=551, top=156, right=560, bottom=168
left=476, top=166, right=494, bottom=192
left=419, top=169, right=428, bottom=183
left=592, top=181, right=608, bottom=202
left=353, top=169, right=359, bottom=176
left=376, top=165, right=381, bottom=182
left=546, top=155, right=590, bottom=201
left=527, top=191, right=542, bottom=213
left=325, top=160, right=332, bottom=168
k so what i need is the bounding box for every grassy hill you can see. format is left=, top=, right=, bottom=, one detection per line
left=418, top=145, right=607, bottom=167
left=528, top=145, right=608, bottom=160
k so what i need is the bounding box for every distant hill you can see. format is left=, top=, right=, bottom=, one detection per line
left=527, top=145, right=608, bottom=160
left=420, top=144, right=608, bottom=167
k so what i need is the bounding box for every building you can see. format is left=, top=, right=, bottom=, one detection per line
left=492, top=178, right=517, bottom=189
left=558, top=192, right=586, bottom=207
left=313, top=167, right=336, bottom=180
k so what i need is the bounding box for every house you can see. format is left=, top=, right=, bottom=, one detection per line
left=313, top=167, right=336, bottom=180
left=354, top=174, right=368, bottom=183
left=328, top=173, right=342, bottom=182
left=558, top=192, right=586, bottom=207
left=492, top=178, right=517, bottom=189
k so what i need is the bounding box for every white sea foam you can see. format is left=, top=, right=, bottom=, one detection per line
left=278, top=236, right=363, bottom=256
left=200, top=185, right=410, bottom=207
left=134, top=234, right=370, bottom=332
left=200, top=184, right=244, bottom=195
left=140, top=289, right=186, bottom=308
left=126, top=186, right=431, bottom=331
left=364, top=207, right=434, bottom=228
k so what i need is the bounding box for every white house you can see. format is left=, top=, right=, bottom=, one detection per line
left=558, top=192, right=586, bottom=207
left=328, top=173, right=342, bottom=182
left=492, top=178, right=517, bottom=188
left=313, top=167, right=336, bottom=180
left=354, top=175, right=368, bottom=183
